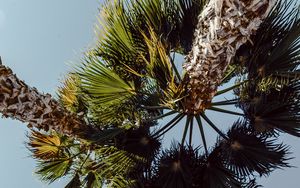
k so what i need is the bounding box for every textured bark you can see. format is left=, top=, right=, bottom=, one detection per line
left=183, top=0, right=275, bottom=114
left=0, top=64, right=90, bottom=137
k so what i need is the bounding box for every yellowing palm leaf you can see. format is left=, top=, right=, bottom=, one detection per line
left=28, top=131, right=61, bottom=160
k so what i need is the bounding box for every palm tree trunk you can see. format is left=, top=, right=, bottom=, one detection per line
left=0, top=64, right=92, bottom=137
left=183, top=0, right=275, bottom=114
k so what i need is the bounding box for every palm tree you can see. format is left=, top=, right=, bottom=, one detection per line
left=1, top=0, right=300, bottom=187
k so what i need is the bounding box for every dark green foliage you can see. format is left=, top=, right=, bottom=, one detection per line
left=154, top=145, right=199, bottom=187
left=240, top=82, right=300, bottom=136
left=218, top=121, right=290, bottom=176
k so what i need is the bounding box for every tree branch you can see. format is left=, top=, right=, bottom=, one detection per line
left=0, top=64, right=94, bottom=138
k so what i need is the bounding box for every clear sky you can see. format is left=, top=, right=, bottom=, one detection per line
left=0, top=0, right=299, bottom=187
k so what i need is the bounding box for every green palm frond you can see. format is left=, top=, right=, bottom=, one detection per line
left=83, top=146, right=146, bottom=186
left=36, top=158, right=72, bottom=183
left=131, top=0, right=206, bottom=53
left=95, top=0, right=147, bottom=81
left=88, top=127, right=125, bottom=144
left=79, top=55, right=136, bottom=106
left=218, top=121, right=290, bottom=177
left=140, top=28, right=186, bottom=109
left=142, top=28, right=175, bottom=89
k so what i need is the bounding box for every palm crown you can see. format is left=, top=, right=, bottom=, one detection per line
left=1, top=0, right=300, bottom=187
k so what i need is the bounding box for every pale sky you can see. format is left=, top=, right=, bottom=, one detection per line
left=0, top=0, right=299, bottom=187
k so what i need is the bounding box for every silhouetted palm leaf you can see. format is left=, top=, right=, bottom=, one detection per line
left=218, top=121, right=290, bottom=176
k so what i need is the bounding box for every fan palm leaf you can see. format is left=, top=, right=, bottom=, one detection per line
left=36, top=158, right=72, bottom=183
left=79, top=56, right=136, bottom=105
left=27, top=131, right=62, bottom=160
left=241, top=82, right=300, bottom=136
left=218, top=121, right=290, bottom=176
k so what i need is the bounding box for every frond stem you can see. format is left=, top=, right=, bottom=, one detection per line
left=145, top=110, right=178, bottom=122
left=211, top=99, right=239, bottom=106
left=189, top=117, right=194, bottom=146
left=216, top=80, right=248, bottom=96
left=152, top=114, right=184, bottom=137
left=201, top=113, right=228, bottom=140
left=140, top=105, right=169, bottom=110
left=195, top=116, right=208, bottom=156
left=79, top=152, right=91, bottom=171
left=181, top=116, right=191, bottom=147
left=170, top=52, right=182, bottom=81
left=221, top=66, right=237, bottom=84
left=208, top=107, right=244, bottom=116
left=153, top=114, right=185, bottom=138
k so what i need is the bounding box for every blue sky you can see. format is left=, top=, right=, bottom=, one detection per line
left=0, top=0, right=299, bottom=187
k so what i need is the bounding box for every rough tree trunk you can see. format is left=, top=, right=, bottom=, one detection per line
left=183, top=0, right=275, bottom=114
left=0, top=64, right=92, bottom=137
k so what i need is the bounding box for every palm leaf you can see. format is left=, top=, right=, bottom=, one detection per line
left=196, top=149, right=242, bottom=188
left=27, top=131, right=62, bottom=160
left=218, top=121, right=290, bottom=176
left=36, top=158, right=72, bottom=183
left=79, top=55, right=136, bottom=106
left=115, top=127, right=161, bottom=162
left=154, top=144, right=198, bottom=188
left=95, top=0, right=147, bottom=81
left=241, top=82, right=300, bottom=136
left=57, top=73, right=82, bottom=113
left=85, top=146, right=145, bottom=186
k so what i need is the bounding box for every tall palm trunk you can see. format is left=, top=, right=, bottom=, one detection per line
left=0, top=64, right=91, bottom=137
left=183, top=0, right=275, bottom=114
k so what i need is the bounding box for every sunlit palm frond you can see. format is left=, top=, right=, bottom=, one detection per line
left=142, top=28, right=175, bottom=89
left=79, top=55, right=136, bottom=106
left=131, top=0, right=206, bottom=53
left=27, top=131, right=62, bottom=160
left=36, top=158, right=72, bottom=183
left=95, top=0, right=147, bottom=81
left=84, top=146, right=145, bottom=186
left=107, top=175, right=136, bottom=188
left=141, top=28, right=186, bottom=109
left=57, top=73, right=82, bottom=113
